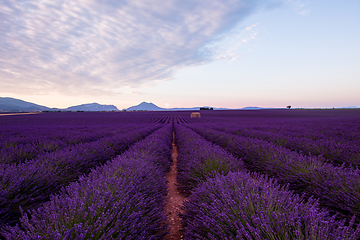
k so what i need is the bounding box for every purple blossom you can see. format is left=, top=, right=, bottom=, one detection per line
left=182, top=171, right=360, bottom=239
left=1, top=124, right=173, bottom=239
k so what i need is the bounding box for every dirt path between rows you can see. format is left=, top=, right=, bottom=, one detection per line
left=164, top=131, right=185, bottom=240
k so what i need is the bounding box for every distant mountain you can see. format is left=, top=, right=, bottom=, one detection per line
left=167, top=107, right=201, bottom=111
left=66, top=103, right=119, bottom=111
left=3, top=97, right=356, bottom=113
left=0, top=97, right=263, bottom=112
left=0, top=97, right=119, bottom=112
left=0, top=97, right=51, bottom=112
left=125, top=102, right=164, bottom=111
left=125, top=102, right=242, bottom=111
left=169, top=106, right=229, bottom=111
left=240, top=106, right=262, bottom=110
left=125, top=102, right=217, bottom=111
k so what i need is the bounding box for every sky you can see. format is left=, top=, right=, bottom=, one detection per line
left=0, top=0, right=359, bottom=109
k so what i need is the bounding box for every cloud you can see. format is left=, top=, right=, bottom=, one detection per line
left=282, top=0, right=310, bottom=16
left=0, top=0, right=279, bottom=96
left=201, top=23, right=260, bottom=61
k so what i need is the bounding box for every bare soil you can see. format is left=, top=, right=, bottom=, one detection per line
left=164, top=132, right=185, bottom=240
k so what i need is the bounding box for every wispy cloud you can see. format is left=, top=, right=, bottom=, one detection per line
left=0, top=0, right=280, bottom=96
left=204, top=23, right=260, bottom=61
left=283, top=0, right=310, bottom=16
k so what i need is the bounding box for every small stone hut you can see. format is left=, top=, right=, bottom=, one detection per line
left=191, top=112, right=201, bottom=118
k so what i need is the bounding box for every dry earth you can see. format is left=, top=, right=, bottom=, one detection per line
left=164, top=132, right=185, bottom=240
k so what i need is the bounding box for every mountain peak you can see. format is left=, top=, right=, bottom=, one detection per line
left=66, top=103, right=119, bottom=111
left=125, top=102, right=163, bottom=111
left=0, top=97, right=51, bottom=112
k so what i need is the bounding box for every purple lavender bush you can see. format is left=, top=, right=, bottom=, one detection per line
left=204, top=123, right=360, bottom=168
left=187, top=125, right=360, bottom=221
left=182, top=171, right=360, bottom=240
left=0, top=125, right=124, bottom=165
left=1, top=124, right=173, bottom=239
left=175, top=124, right=244, bottom=195
left=0, top=125, right=160, bottom=228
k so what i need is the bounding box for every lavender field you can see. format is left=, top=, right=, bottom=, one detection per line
left=1, top=110, right=360, bottom=239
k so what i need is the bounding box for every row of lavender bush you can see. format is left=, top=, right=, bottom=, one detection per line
left=1, top=124, right=173, bottom=239
left=186, top=124, right=360, bottom=222
left=0, top=111, right=178, bottom=164
left=175, top=125, right=360, bottom=239
left=183, top=171, right=360, bottom=239
left=0, top=125, right=116, bottom=149
left=247, top=118, right=360, bottom=143
left=174, top=124, right=244, bottom=194
left=192, top=112, right=360, bottom=143
left=0, top=125, right=160, bottom=227
left=0, top=125, right=147, bottom=165
left=204, top=122, right=360, bottom=168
